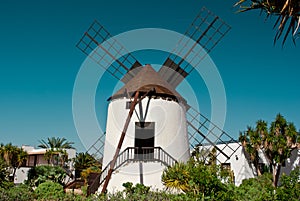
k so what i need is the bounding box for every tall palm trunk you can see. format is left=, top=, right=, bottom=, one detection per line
left=273, top=164, right=281, bottom=187
left=254, top=160, right=262, bottom=176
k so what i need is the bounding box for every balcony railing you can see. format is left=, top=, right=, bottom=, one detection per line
left=98, top=147, right=177, bottom=186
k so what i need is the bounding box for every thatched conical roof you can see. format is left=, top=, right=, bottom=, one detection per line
left=109, top=65, right=185, bottom=102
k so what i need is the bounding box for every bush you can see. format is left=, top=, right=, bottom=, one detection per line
left=0, top=157, right=9, bottom=184
left=123, top=182, right=150, bottom=195
left=233, top=173, right=275, bottom=201
left=162, top=161, right=230, bottom=198
left=8, top=184, right=34, bottom=201
left=276, top=167, right=300, bottom=201
left=0, top=187, right=10, bottom=201
left=34, top=181, right=64, bottom=200
left=0, top=184, right=34, bottom=201
left=27, top=165, right=66, bottom=187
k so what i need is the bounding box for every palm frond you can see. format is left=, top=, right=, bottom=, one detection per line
left=235, top=0, right=300, bottom=45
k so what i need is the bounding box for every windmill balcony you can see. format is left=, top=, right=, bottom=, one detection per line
left=102, top=147, right=177, bottom=174
left=99, top=147, right=177, bottom=186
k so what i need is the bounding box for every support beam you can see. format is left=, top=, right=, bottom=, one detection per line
left=101, top=89, right=154, bottom=193
left=101, top=91, right=139, bottom=193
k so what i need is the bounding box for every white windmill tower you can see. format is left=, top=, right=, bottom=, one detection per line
left=76, top=7, right=241, bottom=193
left=102, top=64, right=190, bottom=191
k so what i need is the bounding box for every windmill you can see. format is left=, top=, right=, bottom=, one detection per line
left=76, top=7, right=240, bottom=193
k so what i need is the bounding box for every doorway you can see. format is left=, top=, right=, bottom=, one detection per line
left=135, top=122, right=155, bottom=159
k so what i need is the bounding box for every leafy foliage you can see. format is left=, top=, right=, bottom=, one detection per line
left=34, top=181, right=64, bottom=200
left=38, top=137, right=74, bottom=149
left=233, top=173, right=275, bottom=201
left=0, top=143, right=28, bottom=181
left=239, top=114, right=298, bottom=186
left=27, top=165, right=66, bottom=187
left=98, top=183, right=197, bottom=201
left=123, top=182, right=150, bottom=195
left=80, top=166, right=101, bottom=184
left=0, top=184, right=34, bottom=201
left=276, top=167, right=300, bottom=200
left=162, top=159, right=232, bottom=199
left=234, top=0, right=300, bottom=45
left=74, top=152, right=101, bottom=178
left=38, top=137, right=74, bottom=167
left=0, top=157, right=9, bottom=185
left=162, top=162, right=190, bottom=192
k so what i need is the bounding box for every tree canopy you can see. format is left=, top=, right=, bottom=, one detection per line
left=38, top=137, right=74, bottom=149
left=0, top=143, right=28, bottom=181
left=239, top=113, right=299, bottom=187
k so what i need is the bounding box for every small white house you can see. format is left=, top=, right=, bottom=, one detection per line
left=14, top=145, right=76, bottom=184
left=202, top=142, right=300, bottom=186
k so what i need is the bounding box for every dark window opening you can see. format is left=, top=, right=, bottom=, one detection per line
left=221, top=163, right=231, bottom=170
left=126, top=101, right=132, bottom=109
left=135, top=122, right=155, bottom=160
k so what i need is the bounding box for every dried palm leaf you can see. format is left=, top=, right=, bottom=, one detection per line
left=235, top=0, right=300, bottom=46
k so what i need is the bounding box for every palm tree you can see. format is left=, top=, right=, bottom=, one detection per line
left=240, top=127, right=262, bottom=176
left=38, top=137, right=74, bottom=149
left=73, top=152, right=100, bottom=178
left=0, top=143, right=28, bottom=181
left=162, top=162, right=190, bottom=193
left=38, top=137, right=74, bottom=166
left=191, top=146, right=210, bottom=163
left=268, top=114, right=297, bottom=187
left=235, top=0, right=300, bottom=45
left=240, top=114, right=298, bottom=187
left=0, top=154, right=9, bottom=183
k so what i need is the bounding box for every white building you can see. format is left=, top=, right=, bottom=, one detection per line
left=204, top=142, right=300, bottom=186
left=14, top=145, right=76, bottom=184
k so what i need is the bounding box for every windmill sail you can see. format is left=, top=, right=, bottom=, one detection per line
left=76, top=20, right=142, bottom=83
left=187, top=106, right=240, bottom=163
left=86, top=132, right=106, bottom=161
left=158, top=7, right=231, bottom=88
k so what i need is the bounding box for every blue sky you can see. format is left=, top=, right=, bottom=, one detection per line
left=0, top=0, right=299, bottom=152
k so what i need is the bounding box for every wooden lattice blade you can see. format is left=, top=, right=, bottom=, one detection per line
left=159, top=7, right=231, bottom=88
left=76, top=20, right=142, bottom=83
left=186, top=106, right=240, bottom=163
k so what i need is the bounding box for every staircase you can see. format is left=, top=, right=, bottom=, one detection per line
left=88, top=146, right=177, bottom=193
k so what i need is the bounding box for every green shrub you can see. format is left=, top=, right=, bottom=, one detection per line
left=34, top=181, right=64, bottom=200
left=0, top=184, right=34, bottom=201
left=0, top=180, right=14, bottom=189
left=162, top=160, right=230, bottom=198
left=0, top=157, right=9, bottom=184
left=8, top=184, right=34, bottom=201
left=276, top=167, right=300, bottom=201
left=123, top=182, right=150, bottom=195
left=0, top=187, right=10, bottom=201
left=27, top=165, right=66, bottom=187
left=233, top=173, right=275, bottom=201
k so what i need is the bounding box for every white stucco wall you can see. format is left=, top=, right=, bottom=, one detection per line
left=100, top=162, right=167, bottom=192
left=202, top=143, right=255, bottom=186
left=101, top=97, right=190, bottom=191
left=216, top=143, right=255, bottom=186
left=14, top=147, right=76, bottom=184
left=14, top=167, right=31, bottom=184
